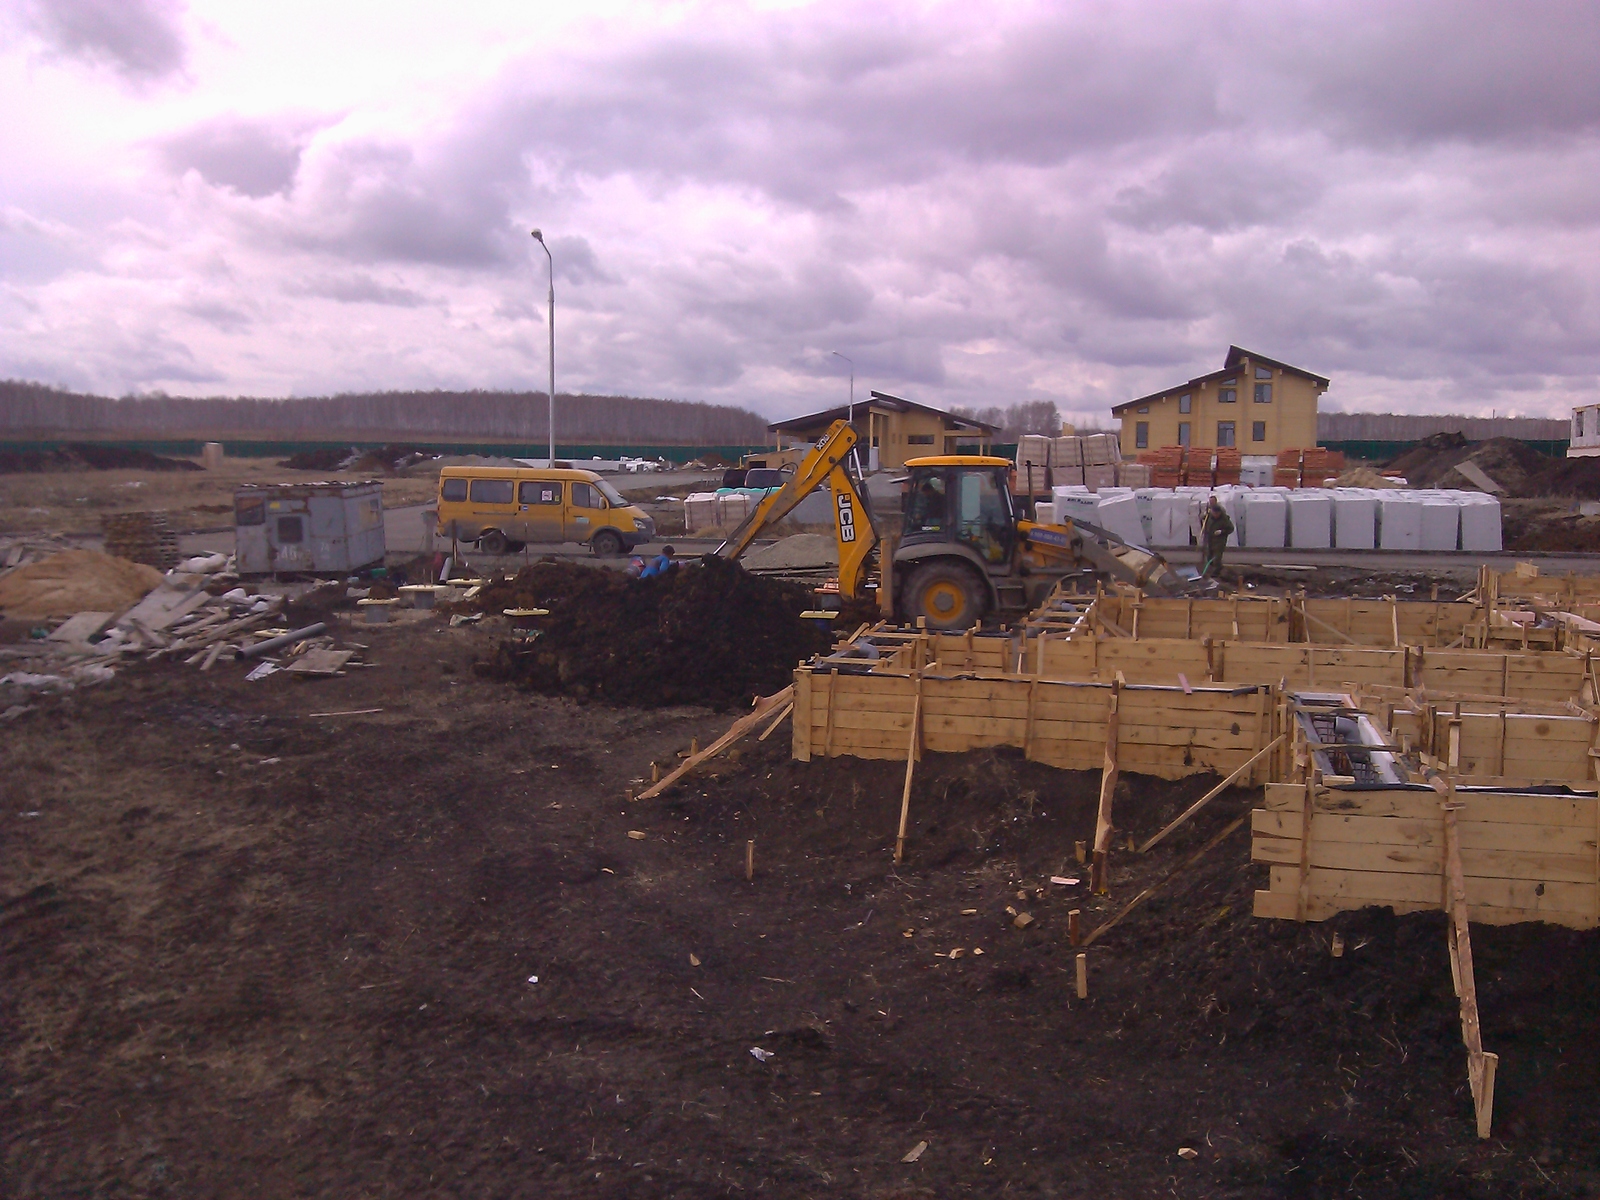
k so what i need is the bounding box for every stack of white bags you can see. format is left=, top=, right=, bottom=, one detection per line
left=1046, top=485, right=1501, bottom=552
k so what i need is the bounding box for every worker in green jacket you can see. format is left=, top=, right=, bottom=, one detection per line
left=1200, top=495, right=1233, bottom=579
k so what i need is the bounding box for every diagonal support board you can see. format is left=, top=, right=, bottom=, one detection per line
left=635, top=686, right=793, bottom=800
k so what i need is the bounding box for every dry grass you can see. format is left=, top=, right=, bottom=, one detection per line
left=0, top=457, right=441, bottom=535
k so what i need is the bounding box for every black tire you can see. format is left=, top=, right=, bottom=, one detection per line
left=902, top=560, right=987, bottom=631
left=478, top=530, right=509, bottom=555
left=591, top=530, right=624, bottom=558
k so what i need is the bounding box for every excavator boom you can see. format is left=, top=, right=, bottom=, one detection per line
left=717, top=420, right=878, bottom=600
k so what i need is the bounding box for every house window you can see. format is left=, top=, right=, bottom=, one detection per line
left=1254, top=383, right=1272, bottom=403
left=1252, top=421, right=1267, bottom=442
left=906, top=434, right=935, bottom=445
left=1135, top=422, right=1149, bottom=449
left=1255, top=366, right=1273, bottom=380
left=1579, top=411, right=1587, bottom=438
left=1177, top=422, right=1190, bottom=446
left=1137, top=405, right=1149, bottom=414
left=1218, top=381, right=1237, bottom=403
left=1178, top=394, right=1192, bottom=414
left=1217, top=421, right=1236, bottom=447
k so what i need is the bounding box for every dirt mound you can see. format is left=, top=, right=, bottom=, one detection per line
left=277, top=444, right=440, bottom=473
left=475, top=557, right=830, bottom=708
left=1383, top=433, right=1553, bottom=493
left=1524, top=455, right=1600, bottom=500
left=1333, top=465, right=1406, bottom=489
left=0, top=550, right=163, bottom=618
left=0, top=444, right=201, bottom=474
left=741, top=532, right=839, bottom=571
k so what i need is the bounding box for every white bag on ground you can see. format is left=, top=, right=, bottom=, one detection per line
left=1240, top=490, right=1287, bottom=549
left=1459, top=494, right=1503, bottom=552
left=1287, top=490, right=1333, bottom=549
left=1095, top=491, right=1147, bottom=547
left=1333, top=489, right=1377, bottom=550
left=1378, top=493, right=1423, bottom=551
left=1419, top=492, right=1461, bottom=551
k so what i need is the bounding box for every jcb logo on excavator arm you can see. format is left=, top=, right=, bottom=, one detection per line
left=836, top=494, right=857, bottom=543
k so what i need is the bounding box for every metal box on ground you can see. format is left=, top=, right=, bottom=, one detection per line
left=235, top=482, right=385, bottom=575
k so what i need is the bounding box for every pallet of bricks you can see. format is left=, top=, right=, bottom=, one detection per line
left=1016, top=431, right=1139, bottom=492
left=102, top=511, right=181, bottom=570
left=1273, top=447, right=1346, bottom=488
left=1133, top=446, right=1239, bottom=488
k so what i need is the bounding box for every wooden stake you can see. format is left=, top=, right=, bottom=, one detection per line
left=746, top=839, right=755, bottom=882
left=1075, top=953, right=1088, bottom=999
left=1090, top=675, right=1122, bottom=894
left=1442, top=781, right=1497, bottom=1139
left=651, top=762, right=661, bottom=783
left=894, top=671, right=925, bottom=865
left=1068, top=909, right=1081, bottom=945
left=1075, top=840, right=1087, bottom=865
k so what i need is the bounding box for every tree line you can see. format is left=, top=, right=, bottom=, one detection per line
left=0, top=380, right=771, bottom=445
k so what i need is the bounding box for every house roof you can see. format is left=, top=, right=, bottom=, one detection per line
left=1112, top=346, right=1330, bottom=413
left=768, top=390, right=1000, bottom=435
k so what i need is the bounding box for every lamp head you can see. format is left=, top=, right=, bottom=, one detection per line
left=531, top=229, right=544, bottom=242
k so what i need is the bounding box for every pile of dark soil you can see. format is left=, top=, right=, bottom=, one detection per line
left=0, top=443, right=202, bottom=473
left=476, top=556, right=830, bottom=708
left=1501, top=503, right=1600, bottom=552
left=1385, top=433, right=1553, bottom=494
left=1524, top=455, right=1600, bottom=500
left=276, top=444, right=438, bottom=472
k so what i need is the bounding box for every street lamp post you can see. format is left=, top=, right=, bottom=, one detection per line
left=531, top=230, right=555, bottom=464
left=831, top=350, right=854, bottom=425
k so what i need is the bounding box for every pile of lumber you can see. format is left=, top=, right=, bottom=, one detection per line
left=101, top=512, right=181, bottom=570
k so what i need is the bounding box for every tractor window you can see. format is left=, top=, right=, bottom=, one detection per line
left=903, top=473, right=947, bottom=534
left=955, top=470, right=1013, bottom=564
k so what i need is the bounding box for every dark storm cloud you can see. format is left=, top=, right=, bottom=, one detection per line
left=159, top=118, right=306, bottom=198
left=17, top=0, right=186, bottom=80
left=289, top=272, right=428, bottom=308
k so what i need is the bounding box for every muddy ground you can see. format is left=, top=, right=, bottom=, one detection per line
left=4, top=612, right=1599, bottom=1198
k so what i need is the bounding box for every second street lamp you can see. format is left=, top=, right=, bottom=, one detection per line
left=531, top=229, right=555, bottom=464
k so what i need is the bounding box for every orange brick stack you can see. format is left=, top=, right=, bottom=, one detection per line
left=1214, top=448, right=1242, bottom=485
left=1138, top=446, right=1185, bottom=488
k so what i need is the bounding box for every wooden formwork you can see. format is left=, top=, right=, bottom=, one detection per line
left=1092, top=595, right=1486, bottom=648
left=792, top=666, right=1280, bottom=783
left=1252, top=781, right=1600, bottom=930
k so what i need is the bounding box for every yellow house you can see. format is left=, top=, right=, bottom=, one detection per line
left=768, top=391, right=998, bottom=471
left=1112, top=346, right=1328, bottom=458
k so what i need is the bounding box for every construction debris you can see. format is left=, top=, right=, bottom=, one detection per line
left=101, top=511, right=181, bottom=570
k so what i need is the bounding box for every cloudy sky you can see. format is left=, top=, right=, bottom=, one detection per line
left=1, top=0, right=1597, bottom=424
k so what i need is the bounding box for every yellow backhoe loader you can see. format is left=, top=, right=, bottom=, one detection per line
left=717, top=420, right=1190, bottom=630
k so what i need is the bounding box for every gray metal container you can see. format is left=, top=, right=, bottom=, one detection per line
left=234, top=482, right=386, bottom=575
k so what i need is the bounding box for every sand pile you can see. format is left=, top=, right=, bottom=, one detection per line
left=741, top=533, right=839, bottom=571
left=475, top=557, right=830, bottom=709
left=0, top=550, right=164, bottom=618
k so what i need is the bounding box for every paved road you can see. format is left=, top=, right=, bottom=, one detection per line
left=77, top=503, right=1600, bottom=577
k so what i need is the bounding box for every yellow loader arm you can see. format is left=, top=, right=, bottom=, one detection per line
left=1017, top=518, right=1188, bottom=595
left=718, top=419, right=879, bottom=600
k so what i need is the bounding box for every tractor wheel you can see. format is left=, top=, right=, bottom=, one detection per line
left=902, top=561, right=987, bottom=631
left=590, top=530, right=624, bottom=557
left=478, top=530, right=509, bottom=555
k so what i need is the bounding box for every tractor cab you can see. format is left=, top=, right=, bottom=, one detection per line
left=901, top=457, right=1020, bottom=566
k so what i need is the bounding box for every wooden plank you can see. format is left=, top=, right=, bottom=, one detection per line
left=1091, top=677, right=1121, bottom=893
left=640, top=687, right=793, bottom=798
left=1252, top=889, right=1598, bottom=929
left=1252, top=836, right=1597, bottom=884
left=1313, top=790, right=1598, bottom=826
left=1267, top=864, right=1597, bottom=912
left=1253, top=809, right=1599, bottom=856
